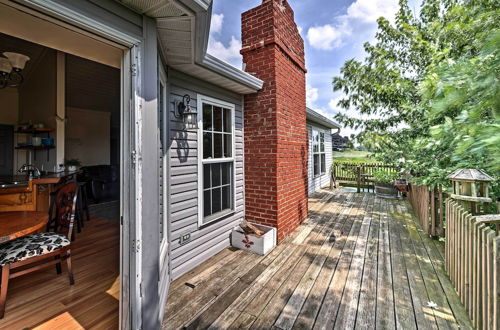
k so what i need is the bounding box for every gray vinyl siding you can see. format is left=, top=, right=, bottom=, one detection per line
left=167, top=69, right=245, bottom=280
left=307, top=123, right=333, bottom=196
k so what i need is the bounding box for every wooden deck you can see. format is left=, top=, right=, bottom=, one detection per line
left=163, top=189, right=472, bottom=329
left=0, top=217, right=119, bottom=329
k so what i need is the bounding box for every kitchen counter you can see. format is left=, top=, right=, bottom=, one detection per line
left=0, top=175, right=30, bottom=189
left=31, top=171, right=78, bottom=185
left=0, top=171, right=78, bottom=212
left=0, top=171, right=78, bottom=188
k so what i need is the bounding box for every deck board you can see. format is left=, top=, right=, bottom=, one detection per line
left=163, top=189, right=473, bottom=330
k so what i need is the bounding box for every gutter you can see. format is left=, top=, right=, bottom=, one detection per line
left=201, top=54, right=264, bottom=92
left=306, top=108, right=340, bottom=129
left=178, top=0, right=263, bottom=93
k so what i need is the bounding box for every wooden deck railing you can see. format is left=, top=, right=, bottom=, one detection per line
left=331, top=162, right=397, bottom=192
left=445, top=200, right=499, bottom=329
left=407, top=184, right=447, bottom=237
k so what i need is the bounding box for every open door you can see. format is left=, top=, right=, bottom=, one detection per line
left=158, top=60, right=170, bottom=321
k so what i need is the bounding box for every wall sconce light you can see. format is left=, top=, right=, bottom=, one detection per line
left=0, top=52, right=30, bottom=89
left=174, top=94, right=198, bottom=129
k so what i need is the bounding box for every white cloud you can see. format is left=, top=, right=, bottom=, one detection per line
left=207, top=13, right=242, bottom=68
left=346, top=0, right=399, bottom=24
left=307, top=0, right=399, bottom=50
left=297, top=25, right=303, bottom=35
left=306, top=87, right=319, bottom=107
left=208, top=36, right=242, bottom=67
left=210, top=13, right=224, bottom=34
left=307, top=24, right=344, bottom=50
left=328, top=97, right=340, bottom=111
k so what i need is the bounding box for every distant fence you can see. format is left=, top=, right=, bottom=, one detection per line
left=445, top=200, right=499, bottom=329
left=331, top=162, right=397, bottom=193
left=407, top=184, right=447, bottom=237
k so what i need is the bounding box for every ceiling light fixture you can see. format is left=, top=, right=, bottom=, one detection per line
left=0, top=52, right=30, bottom=89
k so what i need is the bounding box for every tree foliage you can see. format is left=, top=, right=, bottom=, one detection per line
left=333, top=0, right=500, bottom=197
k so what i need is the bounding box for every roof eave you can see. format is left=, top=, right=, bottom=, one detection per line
left=200, top=54, right=263, bottom=93
left=306, top=108, right=340, bottom=129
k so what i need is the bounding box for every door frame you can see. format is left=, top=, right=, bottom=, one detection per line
left=0, top=1, right=147, bottom=329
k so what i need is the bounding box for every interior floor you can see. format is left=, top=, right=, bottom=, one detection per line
left=0, top=217, right=119, bottom=329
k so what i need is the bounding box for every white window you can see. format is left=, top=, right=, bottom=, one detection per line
left=312, top=129, right=326, bottom=176
left=198, top=95, right=235, bottom=226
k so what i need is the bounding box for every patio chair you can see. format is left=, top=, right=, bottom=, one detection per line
left=0, top=181, right=77, bottom=318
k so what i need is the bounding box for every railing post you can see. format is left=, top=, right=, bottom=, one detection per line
left=356, top=165, right=361, bottom=193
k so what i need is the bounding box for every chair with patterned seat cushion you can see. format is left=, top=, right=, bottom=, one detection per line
left=0, top=182, right=77, bottom=319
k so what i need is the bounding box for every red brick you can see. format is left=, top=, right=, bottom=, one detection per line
left=242, top=0, right=308, bottom=243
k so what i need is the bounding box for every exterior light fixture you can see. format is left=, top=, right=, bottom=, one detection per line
left=175, top=94, right=198, bottom=129
left=0, top=52, right=30, bottom=89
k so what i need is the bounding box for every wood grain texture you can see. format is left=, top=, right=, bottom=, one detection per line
left=163, top=190, right=473, bottom=330
left=0, top=217, right=118, bottom=329
left=0, top=211, right=48, bottom=243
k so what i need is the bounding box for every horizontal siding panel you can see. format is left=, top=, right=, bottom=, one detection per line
left=169, top=148, right=197, bottom=159
left=171, top=205, right=197, bottom=221
left=171, top=238, right=230, bottom=280
left=171, top=198, right=198, bottom=214
left=171, top=211, right=243, bottom=255
left=167, top=79, right=245, bottom=280
left=170, top=215, right=198, bottom=234
left=170, top=130, right=197, bottom=141
left=170, top=189, right=197, bottom=204
left=170, top=181, right=197, bottom=194
left=170, top=156, right=197, bottom=167
left=170, top=165, right=197, bottom=176
left=170, top=173, right=198, bottom=186
left=171, top=139, right=197, bottom=149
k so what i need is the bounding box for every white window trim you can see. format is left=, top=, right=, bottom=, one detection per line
left=312, top=128, right=326, bottom=177
left=197, top=94, right=236, bottom=227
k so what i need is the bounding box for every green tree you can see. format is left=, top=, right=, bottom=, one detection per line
left=333, top=0, right=500, bottom=194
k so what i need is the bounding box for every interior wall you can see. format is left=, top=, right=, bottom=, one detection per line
left=65, top=107, right=110, bottom=166
left=18, top=49, right=57, bottom=171
left=66, top=54, right=120, bottom=166
left=0, top=88, right=19, bottom=125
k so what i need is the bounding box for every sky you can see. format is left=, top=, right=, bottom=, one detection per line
left=208, top=0, right=420, bottom=137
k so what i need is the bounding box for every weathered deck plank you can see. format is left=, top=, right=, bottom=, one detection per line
left=354, top=195, right=380, bottom=329
left=163, top=190, right=474, bottom=330
left=375, top=198, right=396, bottom=330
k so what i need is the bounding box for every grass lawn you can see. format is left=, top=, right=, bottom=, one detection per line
left=333, top=150, right=376, bottom=163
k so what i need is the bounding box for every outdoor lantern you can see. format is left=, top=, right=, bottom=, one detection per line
left=448, top=169, right=495, bottom=206
left=175, top=94, right=198, bottom=129
left=0, top=52, right=30, bottom=89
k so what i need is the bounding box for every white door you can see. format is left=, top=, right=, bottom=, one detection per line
left=158, top=61, right=170, bottom=320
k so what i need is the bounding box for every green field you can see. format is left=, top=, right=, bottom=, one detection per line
left=332, top=151, right=376, bottom=164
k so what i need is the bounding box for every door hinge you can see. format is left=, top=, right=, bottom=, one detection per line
left=131, top=150, right=138, bottom=164
left=131, top=239, right=141, bottom=253
left=139, top=282, right=143, bottom=297
left=131, top=63, right=138, bottom=76
left=120, top=215, right=123, bottom=225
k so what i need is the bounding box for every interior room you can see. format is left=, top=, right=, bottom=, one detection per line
left=0, top=31, right=121, bottom=328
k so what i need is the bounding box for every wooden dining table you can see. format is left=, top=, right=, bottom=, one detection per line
left=0, top=211, right=48, bottom=243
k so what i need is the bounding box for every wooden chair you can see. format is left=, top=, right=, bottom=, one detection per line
left=0, top=182, right=77, bottom=318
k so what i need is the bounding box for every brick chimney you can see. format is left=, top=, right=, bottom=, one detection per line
left=241, top=0, right=308, bottom=242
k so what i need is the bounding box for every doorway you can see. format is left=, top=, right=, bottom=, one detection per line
left=0, top=3, right=129, bottom=326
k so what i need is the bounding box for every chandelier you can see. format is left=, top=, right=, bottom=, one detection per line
left=0, top=52, right=30, bottom=89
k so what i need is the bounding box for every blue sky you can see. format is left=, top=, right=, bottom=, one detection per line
left=208, top=0, right=420, bottom=136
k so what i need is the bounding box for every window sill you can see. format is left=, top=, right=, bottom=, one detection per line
left=200, top=208, right=235, bottom=227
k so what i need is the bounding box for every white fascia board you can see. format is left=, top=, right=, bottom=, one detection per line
left=201, top=54, right=264, bottom=93
left=176, top=0, right=263, bottom=93
left=306, top=108, right=341, bottom=129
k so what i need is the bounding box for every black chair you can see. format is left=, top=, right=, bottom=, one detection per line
left=80, top=165, right=119, bottom=203
left=0, top=182, right=77, bottom=318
